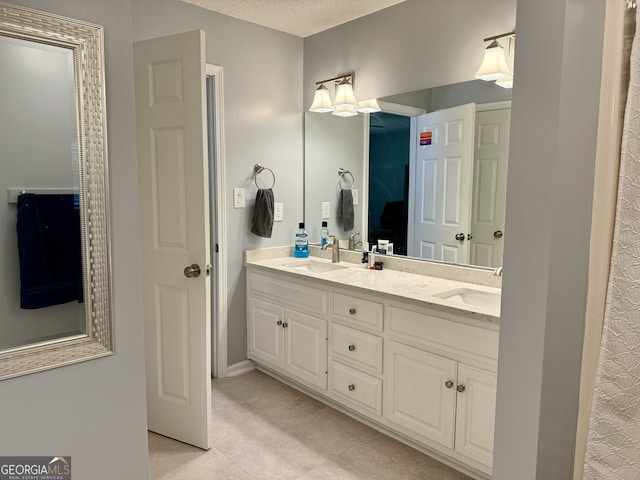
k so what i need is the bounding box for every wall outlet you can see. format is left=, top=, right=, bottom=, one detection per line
left=321, top=201, right=331, bottom=219
left=274, top=202, right=284, bottom=222
left=352, top=189, right=359, bottom=206
left=233, top=188, right=245, bottom=208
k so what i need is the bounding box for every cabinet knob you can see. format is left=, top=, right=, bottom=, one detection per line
left=276, top=320, right=283, bottom=326
left=349, top=308, right=357, bottom=315
left=348, top=344, right=356, bottom=352
left=348, top=384, right=356, bottom=391
left=457, top=384, right=466, bottom=393
left=282, top=322, right=288, bottom=328
left=445, top=380, right=454, bottom=389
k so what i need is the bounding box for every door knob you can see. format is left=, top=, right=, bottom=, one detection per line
left=494, top=230, right=503, bottom=239
left=455, top=233, right=465, bottom=241
left=184, top=264, right=201, bottom=278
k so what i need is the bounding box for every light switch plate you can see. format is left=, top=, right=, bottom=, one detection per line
left=274, top=203, right=284, bottom=222
left=352, top=189, right=359, bottom=206
left=233, top=188, right=245, bottom=208
left=321, top=201, right=331, bottom=219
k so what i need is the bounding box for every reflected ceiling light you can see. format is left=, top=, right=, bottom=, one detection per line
left=308, top=73, right=380, bottom=116
left=474, top=31, right=515, bottom=82
left=356, top=99, right=381, bottom=113
left=496, top=75, right=513, bottom=89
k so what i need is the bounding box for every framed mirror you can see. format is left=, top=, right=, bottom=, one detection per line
left=305, top=79, right=512, bottom=269
left=0, top=2, right=112, bottom=380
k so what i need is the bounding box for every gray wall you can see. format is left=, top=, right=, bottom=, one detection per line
left=132, top=0, right=304, bottom=366
left=305, top=0, right=604, bottom=477
left=0, top=39, right=83, bottom=349
left=0, top=1, right=149, bottom=479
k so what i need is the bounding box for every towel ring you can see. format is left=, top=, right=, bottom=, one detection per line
left=254, top=163, right=276, bottom=189
left=338, top=168, right=354, bottom=189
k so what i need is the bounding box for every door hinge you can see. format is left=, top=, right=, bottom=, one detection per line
left=215, top=244, right=219, bottom=253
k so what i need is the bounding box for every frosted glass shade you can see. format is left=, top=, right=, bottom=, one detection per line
left=332, top=79, right=358, bottom=109
left=474, top=40, right=511, bottom=81
left=357, top=99, right=381, bottom=113
left=496, top=75, right=513, bottom=89
left=309, top=85, right=333, bottom=112
left=332, top=106, right=358, bottom=117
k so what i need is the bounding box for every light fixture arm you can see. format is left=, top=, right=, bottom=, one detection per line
left=483, top=31, right=515, bottom=43
left=315, top=72, right=355, bottom=88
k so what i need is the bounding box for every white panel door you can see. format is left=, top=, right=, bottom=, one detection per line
left=134, top=30, right=211, bottom=449
left=409, top=103, right=475, bottom=263
left=471, top=108, right=510, bottom=268
left=285, top=310, right=328, bottom=390
left=248, top=298, right=285, bottom=368
left=454, top=364, right=497, bottom=468
left=385, top=341, right=457, bottom=448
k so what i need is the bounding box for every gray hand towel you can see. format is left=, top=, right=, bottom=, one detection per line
left=251, top=188, right=274, bottom=238
left=337, top=189, right=354, bottom=231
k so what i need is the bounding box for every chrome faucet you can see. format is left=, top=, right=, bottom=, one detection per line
left=322, top=235, right=340, bottom=263
left=348, top=232, right=362, bottom=251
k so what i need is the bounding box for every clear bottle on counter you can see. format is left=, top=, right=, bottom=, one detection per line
left=294, top=222, right=309, bottom=258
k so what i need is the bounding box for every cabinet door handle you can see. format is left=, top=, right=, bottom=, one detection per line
left=348, top=344, right=356, bottom=352
left=348, top=384, right=356, bottom=391
left=445, top=380, right=454, bottom=389
left=282, top=322, right=288, bottom=328
left=349, top=308, right=357, bottom=315
left=276, top=320, right=283, bottom=326
left=457, top=384, right=466, bottom=393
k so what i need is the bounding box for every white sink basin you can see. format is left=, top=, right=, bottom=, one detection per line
left=282, top=260, right=349, bottom=273
left=433, top=288, right=501, bottom=310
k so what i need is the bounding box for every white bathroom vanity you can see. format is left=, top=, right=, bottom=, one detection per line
left=245, top=246, right=501, bottom=479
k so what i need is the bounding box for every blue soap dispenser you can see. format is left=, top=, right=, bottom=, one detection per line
left=294, top=222, right=309, bottom=258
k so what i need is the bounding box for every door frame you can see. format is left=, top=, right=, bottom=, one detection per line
left=206, top=63, right=228, bottom=378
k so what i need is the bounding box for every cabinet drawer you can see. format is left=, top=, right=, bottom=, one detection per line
left=331, top=292, right=383, bottom=331
left=249, top=271, right=328, bottom=317
left=388, top=305, right=499, bottom=362
left=330, top=361, right=382, bottom=416
left=331, top=324, right=383, bottom=374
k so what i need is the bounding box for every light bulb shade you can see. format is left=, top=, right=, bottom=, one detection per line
left=474, top=40, right=511, bottom=81
left=356, top=99, right=381, bottom=113
left=309, top=85, right=333, bottom=112
left=496, top=75, right=513, bottom=89
left=332, top=79, right=358, bottom=109
left=332, top=106, right=358, bottom=117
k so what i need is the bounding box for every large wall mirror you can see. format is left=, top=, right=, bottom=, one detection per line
left=305, top=79, right=512, bottom=269
left=0, top=2, right=112, bottom=380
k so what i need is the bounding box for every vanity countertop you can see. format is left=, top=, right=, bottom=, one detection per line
left=245, top=249, right=501, bottom=325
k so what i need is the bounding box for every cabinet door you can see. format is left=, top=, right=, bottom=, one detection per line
left=248, top=298, right=284, bottom=368
left=385, top=341, right=457, bottom=448
left=284, top=310, right=328, bottom=390
left=454, top=364, right=497, bottom=468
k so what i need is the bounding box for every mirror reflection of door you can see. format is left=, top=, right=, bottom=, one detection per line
left=0, top=36, right=84, bottom=351
left=408, top=103, right=476, bottom=264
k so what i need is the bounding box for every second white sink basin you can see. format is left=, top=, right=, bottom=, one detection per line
left=282, top=260, right=349, bottom=273
left=434, top=288, right=501, bottom=310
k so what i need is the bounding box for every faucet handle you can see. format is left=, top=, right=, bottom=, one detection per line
left=350, top=232, right=360, bottom=240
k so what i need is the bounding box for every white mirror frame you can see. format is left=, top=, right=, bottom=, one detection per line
left=0, top=2, right=112, bottom=380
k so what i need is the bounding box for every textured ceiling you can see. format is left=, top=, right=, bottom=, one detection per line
left=180, top=0, right=406, bottom=37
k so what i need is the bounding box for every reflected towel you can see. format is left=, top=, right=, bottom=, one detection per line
left=337, top=189, right=354, bottom=231
left=251, top=188, right=274, bottom=238
left=16, top=193, right=83, bottom=309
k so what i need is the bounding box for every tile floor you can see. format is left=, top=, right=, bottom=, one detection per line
left=148, top=369, right=473, bottom=480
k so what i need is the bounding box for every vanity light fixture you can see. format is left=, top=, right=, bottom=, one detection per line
left=474, top=31, right=515, bottom=83
left=308, top=72, right=381, bottom=116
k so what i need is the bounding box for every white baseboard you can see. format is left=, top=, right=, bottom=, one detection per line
left=226, top=360, right=255, bottom=377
